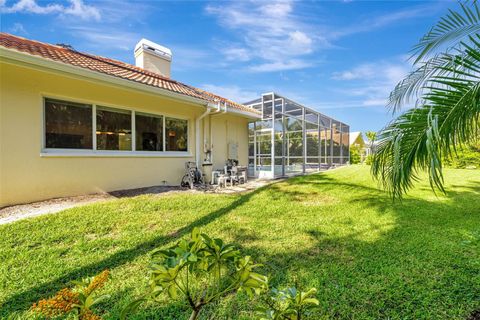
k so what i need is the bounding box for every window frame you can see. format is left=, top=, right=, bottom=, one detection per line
left=40, top=95, right=191, bottom=157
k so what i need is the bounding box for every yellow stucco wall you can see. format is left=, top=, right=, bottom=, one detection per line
left=0, top=62, right=250, bottom=206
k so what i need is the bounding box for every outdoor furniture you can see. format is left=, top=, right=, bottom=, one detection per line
left=214, top=160, right=247, bottom=188
left=211, top=170, right=222, bottom=185
left=237, top=166, right=247, bottom=184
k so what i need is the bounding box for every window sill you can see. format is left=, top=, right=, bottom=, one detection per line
left=40, top=150, right=192, bottom=158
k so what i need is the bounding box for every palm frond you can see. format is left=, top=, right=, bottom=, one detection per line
left=388, top=53, right=455, bottom=112
left=412, top=1, right=480, bottom=63
left=388, top=1, right=480, bottom=113
left=372, top=38, right=480, bottom=199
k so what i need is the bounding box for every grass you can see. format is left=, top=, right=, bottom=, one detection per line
left=0, top=165, right=479, bottom=319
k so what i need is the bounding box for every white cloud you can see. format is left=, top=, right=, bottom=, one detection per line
left=171, top=46, right=219, bottom=70
left=10, top=22, right=27, bottom=34
left=68, top=26, right=139, bottom=51
left=205, top=1, right=442, bottom=73
left=222, top=47, right=251, bottom=62
left=332, top=64, right=376, bottom=80
left=249, top=60, right=312, bottom=73
left=206, top=0, right=321, bottom=72
left=1, top=0, right=100, bottom=20
left=201, top=84, right=258, bottom=104
left=331, top=59, right=411, bottom=107
left=93, top=0, right=151, bottom=24
left=331, top=4, right=441, bottom=38
left=63, top=0, right=100, bottom=20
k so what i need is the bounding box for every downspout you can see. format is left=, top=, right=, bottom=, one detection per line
left=196, top=102, right=217, bottom=166
left=209, top=102, right=228, bottom=165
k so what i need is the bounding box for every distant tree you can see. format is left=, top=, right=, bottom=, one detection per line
left=365, top=131, right=376, bottom=142
left=372, top=1, right=480, bottom=199
left=349, top=145, right=361, bottom=164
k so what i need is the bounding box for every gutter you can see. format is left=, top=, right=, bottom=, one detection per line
left=0, top=47, right=263, bottom=119
left=0, top=47, right=209, bottom=108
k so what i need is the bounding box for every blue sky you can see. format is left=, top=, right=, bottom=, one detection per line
left=1, top=0, right=452, bottom=132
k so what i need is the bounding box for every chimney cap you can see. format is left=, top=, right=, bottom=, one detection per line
left=134, top=38, right=172, bottom=61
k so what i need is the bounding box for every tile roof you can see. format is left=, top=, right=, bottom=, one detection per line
left=0, top=33, right=260, bottom=115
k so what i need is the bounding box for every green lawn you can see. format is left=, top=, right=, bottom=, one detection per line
left=1, top=166, right=479, bottom=319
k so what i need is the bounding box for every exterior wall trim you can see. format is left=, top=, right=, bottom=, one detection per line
left=40, top=151, right=192, bottom=158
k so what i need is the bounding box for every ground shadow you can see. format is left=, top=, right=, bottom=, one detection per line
left=2, top=171, right=479, bottom=319
left=0, top=182, right=274, bottom=315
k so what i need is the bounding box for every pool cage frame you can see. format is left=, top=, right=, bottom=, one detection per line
left=245, top=92, right=350, bottom=179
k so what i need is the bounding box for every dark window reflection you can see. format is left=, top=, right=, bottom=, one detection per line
left=135, top=113, right=163, bottom=151
left=96, top=106, right=132, bottom=151
left=165, top=117, right=188, bottom=151
left=44, top=98, right=92, bottom=149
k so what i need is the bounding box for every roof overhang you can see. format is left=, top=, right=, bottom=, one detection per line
left=0, top=47, right=230, bottom=111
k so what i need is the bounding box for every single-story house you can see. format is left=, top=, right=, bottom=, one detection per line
left=0, top=33, right=260, bottom=207
left=0, top=33, right=349, bottom=207
left=349, top=132, right=368, bottom=161
left=349, top=132, right=365, bottom=149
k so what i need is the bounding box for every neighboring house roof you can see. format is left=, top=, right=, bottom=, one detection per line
left=0, top=33, right=260, bottom=116
left=349, top=131, right=365, bottom=146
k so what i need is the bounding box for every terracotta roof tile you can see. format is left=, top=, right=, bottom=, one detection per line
left=0, top=33, right=260, bottom=115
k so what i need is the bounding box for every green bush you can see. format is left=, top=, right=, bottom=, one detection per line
left=123, top=228, right=268, bottom=320
left=443, top=143, right=480, bottom=169
left=350, top=145, right=361, bottom=164
left=256, top=287, right=319, bottom=320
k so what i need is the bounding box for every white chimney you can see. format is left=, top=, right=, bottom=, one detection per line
left=134, top=38, right=172, bottom=78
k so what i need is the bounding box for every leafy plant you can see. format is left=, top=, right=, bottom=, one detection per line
left=443, top=141, right=480, bottom=169
left=365, top=131, right=377, bottom=144
left=349, top=145, right=361, bottom=164
left=372, top=1, right=480, bottom=199
left=256, top=287, right=319, bottom=320
left=31, top=270, right=110, bottom=319
left=365, top=154, right=373, bottom=166
left=122, top=228, right=268, bottom=320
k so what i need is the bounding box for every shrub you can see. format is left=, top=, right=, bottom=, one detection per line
left=31, top=270, right=110, bottom=319
left=122, top=228, right=268, bottom=320
left=256, top=287, right=319, bottom=320
left=350, top=145, right=361, bottom=164
left=443, top=142, right=480, bottom=169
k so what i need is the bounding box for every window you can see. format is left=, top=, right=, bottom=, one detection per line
left=165, top=117, right=188, bottom=151
left=43, top=97, right=189, bottom=154
left=135, top=112, right=163, bottom=151
left=96, top=106, right=132, bottom=151
left=44, top=98, right=92, bottom=149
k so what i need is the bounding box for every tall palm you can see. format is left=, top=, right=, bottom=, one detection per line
left=372, top=1, right=480, bottom=199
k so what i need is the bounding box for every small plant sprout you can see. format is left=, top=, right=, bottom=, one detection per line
left=256, top=287, right=319, bottom=320
left=122, top=228, right=268, bottom=320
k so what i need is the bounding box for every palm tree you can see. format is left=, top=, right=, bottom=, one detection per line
left=372, top=1, right=480, bottom=199
left=365, top=131, right=377, bottom=154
